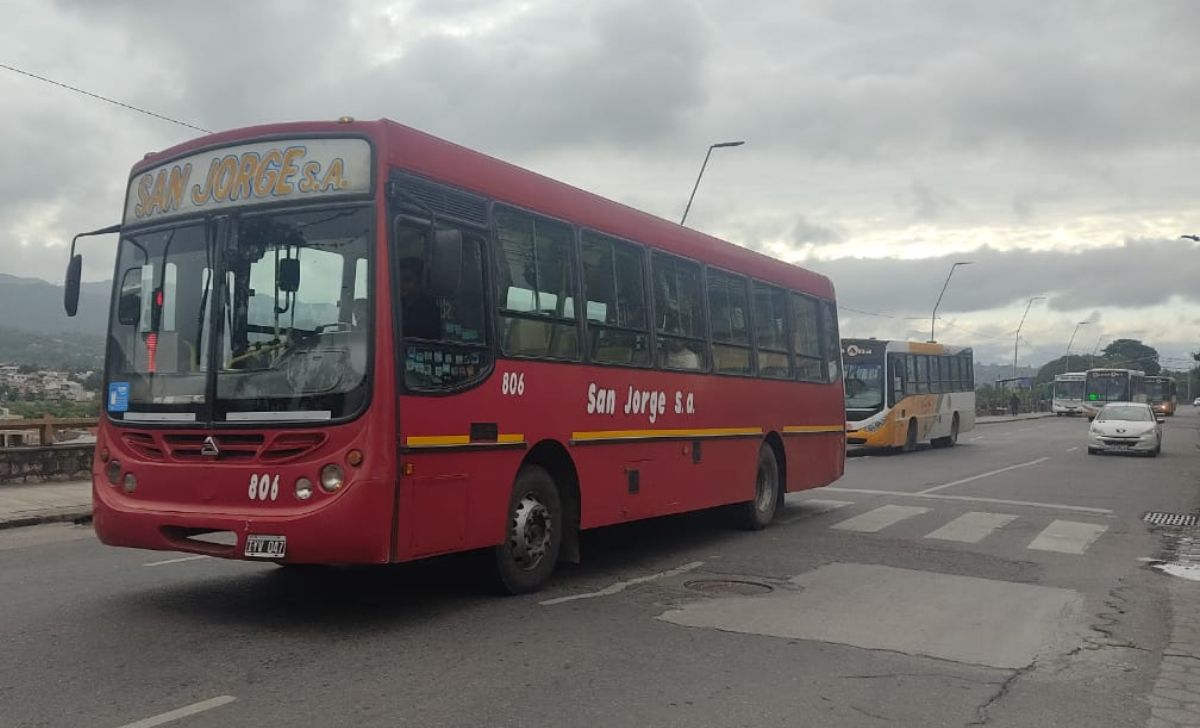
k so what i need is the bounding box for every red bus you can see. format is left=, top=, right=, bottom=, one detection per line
left=64, top=119, right=845, bottom=592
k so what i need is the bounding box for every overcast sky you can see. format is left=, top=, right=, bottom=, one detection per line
left=3, top=0, right=1199, bottom=367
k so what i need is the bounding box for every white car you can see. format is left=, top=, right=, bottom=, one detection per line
left=1087, top=402, right=1163, bottom=457
left=1193, top=397, right=1200, bottom=407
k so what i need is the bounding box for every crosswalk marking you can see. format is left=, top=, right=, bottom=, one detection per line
left=1027, top=520, right=1107, bottom=554
left=832, top=505, right=930, bottom=533
left=924, top=511, right=1017, bottom=543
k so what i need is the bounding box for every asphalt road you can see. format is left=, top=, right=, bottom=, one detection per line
left=3, top=411, right=1200, bottom=727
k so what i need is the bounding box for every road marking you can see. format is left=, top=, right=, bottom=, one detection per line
left=969, top=436, right=985, bottom=441
left=821, top=487, right=1113, bottom=515
left=778, top=499, right=854, bottom=524
left=143, top=555, right=210, bottom=567
left=832, top=505, right=930, bottom=533
left=1065, top=446, right=1079, bottom=453
left=1027, top=520, right=1107, bottom=554
left=917, top=457, right=1050, bottom=494
left=925, top=512, right=1017, bottom=543
left=116, top=696, right=236, bottom=728
left=540, top=561, right=704, bottom=605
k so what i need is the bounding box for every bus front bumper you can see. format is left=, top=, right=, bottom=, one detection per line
left=91, top=476, right=394, bottom=565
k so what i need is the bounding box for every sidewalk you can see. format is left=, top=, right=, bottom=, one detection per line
left=0, top=480, right=91, bottom=530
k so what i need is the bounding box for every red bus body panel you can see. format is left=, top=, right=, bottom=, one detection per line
left=96, top=119, right=844, bottom=565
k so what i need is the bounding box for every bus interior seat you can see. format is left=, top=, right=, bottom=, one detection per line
left=714, top=345, right=750, bottom=373
left=505, top=318, right=577, bottom=358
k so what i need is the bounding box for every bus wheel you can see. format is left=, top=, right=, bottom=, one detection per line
left=735, top=444, right=781, bottom=530
left=932, top=414, right=960, bottom=449
left=492, top=465, right=562, bottom=595
left=901, top=419, right=918, bottom=452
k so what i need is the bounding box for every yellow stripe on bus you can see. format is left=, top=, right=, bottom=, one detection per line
left=782, top=425, right=845, bottom=434
left=570, top=427, right=763, bottom=442
left=405, top=433, right=525, bottom=448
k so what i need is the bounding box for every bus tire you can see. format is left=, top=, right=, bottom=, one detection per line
left=901, top=418, right=918, bottom=452
left=931, top=414, right=960, bottom=448
left=491, top=465, right=562, bottom=595
left=734, top=444, right=781, bottom=530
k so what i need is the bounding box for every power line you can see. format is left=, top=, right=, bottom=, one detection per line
left=0, top=62, right=211, bottom=134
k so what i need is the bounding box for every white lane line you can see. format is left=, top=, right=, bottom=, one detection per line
left=778, top=499, right=854, bottom=524
left=917, top=457, right=1050, bottom=495
left=143, top=555, right=210, bottom=567
left=1027, top=520, right=1107, bottom=554
left=116, top=696, right=236, bottom=728
left=540, top=561, right=704, bottom=606
left=969, top=436, right=985, bottom=441
left=821, top=487, right=1113, bottom=515
left=925, top=512, right=1017, bottom=543
left=832, top=505, right=930, bottom=533
left=1065, top=446, right=1080, bottom=453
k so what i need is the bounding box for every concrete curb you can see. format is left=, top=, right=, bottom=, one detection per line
left=0, top=507, right=91, bottom=531
left=975, top=413, right=1058, bottom=425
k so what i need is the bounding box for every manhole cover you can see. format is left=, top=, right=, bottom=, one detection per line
left=1144, top=512, right=1198, bottom=527
left=683, top=579, right=774, bottom=596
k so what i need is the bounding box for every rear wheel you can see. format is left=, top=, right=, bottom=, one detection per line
left=491, top=465, right=562, bottom=595
left=734, top=444, right=781, bottom=530
left=1087, top=447, right=1098, bottom=455
left=932, top=414, right=960, bottom=449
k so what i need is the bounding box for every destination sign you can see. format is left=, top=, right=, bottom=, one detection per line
left=124, top=138, right=372, bottom=223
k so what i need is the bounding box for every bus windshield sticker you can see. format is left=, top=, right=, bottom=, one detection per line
left=125, top=138, right=372, bottom=224
left=107, top=381, right=130, bottom=412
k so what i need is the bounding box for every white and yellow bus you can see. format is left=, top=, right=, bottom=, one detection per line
left=843, top=339, right=976, bottom=450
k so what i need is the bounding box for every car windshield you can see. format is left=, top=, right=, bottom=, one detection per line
left=1097, top=405, right=1153, bottom=422
left=105, top=205, right=373, bottom=423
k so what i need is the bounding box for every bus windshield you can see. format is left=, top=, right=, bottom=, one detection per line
left=106, top=205, right=373, bottom=423
left=1086, top=372, right=1129, bottom=403
left=845, top=360, right=883, bottom=409
left=1145, top=379, right=1165, bottom=401
left=1054, top=379, right=1084, bottom=400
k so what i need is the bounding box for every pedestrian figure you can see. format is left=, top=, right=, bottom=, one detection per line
left=1009, top=393, right=1020, bottom=416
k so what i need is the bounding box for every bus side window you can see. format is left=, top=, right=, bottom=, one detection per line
left=820, top=300, right=841, bottom=383
left=581, top=231, right=650, bottom=366
left=707, top=268, right=753, bottom=375
left=653, top=252, right=707, bottom=371
left=495, top=206, right=579, bottom=360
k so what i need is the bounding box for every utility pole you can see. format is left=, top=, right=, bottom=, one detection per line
left=1013, top=296, right=1045, bottom=380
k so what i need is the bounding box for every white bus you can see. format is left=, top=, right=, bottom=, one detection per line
left=1052, top=372, right=1086, bottom=416
left=843, top=339, right=977, bottom=451
left=1083, top=368, right=1146, bottom=419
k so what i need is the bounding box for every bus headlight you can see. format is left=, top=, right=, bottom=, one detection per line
left=295, top=477, right=314, bottom=500
left=106, top=460, right=122, bottom=486
left=320, top=464, right=344, bottom=493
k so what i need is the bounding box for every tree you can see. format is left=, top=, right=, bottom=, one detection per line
left=1035, top=355, right=1093, bottom=386
left=1101, top=338, right=1160, bottom=375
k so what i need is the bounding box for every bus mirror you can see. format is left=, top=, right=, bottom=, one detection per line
left=63, top=254, right=83, bottom=317
left=430, top=228, right=463, bottom=297
left=278, top=258, right=301, bottom=293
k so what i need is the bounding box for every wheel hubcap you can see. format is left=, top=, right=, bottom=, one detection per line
left=510, top=493, right=552, bottom=571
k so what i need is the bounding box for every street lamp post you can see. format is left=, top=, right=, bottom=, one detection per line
left=1013, top=296, right=1045, bottom=380
left=1182, top=234, right=1200, bottom=242
left=1064, top=320, right=1090, bottom=373
left=929, top=261, right=972, bottom=342
left=1091, top=334, right=1109, bottom=369
left=680, top=141, right=745, bottom=226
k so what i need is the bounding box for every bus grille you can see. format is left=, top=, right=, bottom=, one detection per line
left=120, top=431, right=328, bottom=463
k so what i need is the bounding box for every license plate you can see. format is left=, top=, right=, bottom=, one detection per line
left=244, top=534, right=286, bottom=558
